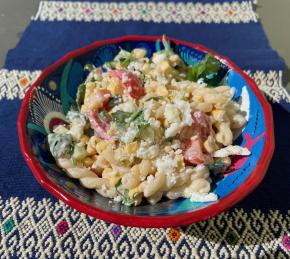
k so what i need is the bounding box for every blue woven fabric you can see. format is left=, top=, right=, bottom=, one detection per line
left=0, top=1, right=289, bottom=257
left=5, top=21, right=284, bottom=72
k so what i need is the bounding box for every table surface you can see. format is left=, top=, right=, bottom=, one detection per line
left=0, top=0, right=289, bottom=91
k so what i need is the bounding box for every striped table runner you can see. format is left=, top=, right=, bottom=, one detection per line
left=0, top=1, right=289, bottom=258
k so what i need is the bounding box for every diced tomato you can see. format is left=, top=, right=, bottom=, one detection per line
left=179, top=126, right=197, bottom=143
left=191, top=111, right=211, bottom=141
left=183, top=136, right=205, bottom=165
left=108, top=70, right=144, bottom=99
left=179, top=111, right=211, bottom=143
left=88, top=110, right=112, bottom=140
left=180, top=111, right=212, bottom=164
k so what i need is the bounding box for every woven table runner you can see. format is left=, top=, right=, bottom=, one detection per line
left=0, top=1, right=289, bottom=258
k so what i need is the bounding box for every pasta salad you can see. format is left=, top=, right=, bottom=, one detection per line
left=47, top=38, right=250, bottom=206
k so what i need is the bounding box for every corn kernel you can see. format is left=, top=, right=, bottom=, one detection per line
left=107, top=78, right=123, bottom=95
left=211, top=109, right=228, bottom=122
left=80, top=135, right=89, bottom=144
left=164, top=146, right=172, bottom=153
left=81, top=104, right=89, bottom=113
left=157, top=60, right=172, bottom=75
left=110, top=176, right=121, bottom=186
left=192, top=95, right=203, bottom=103
left=87, top=144, right=97, bottom=156
left=169, top=54, right=181, bottom=66
left=176, top=155, right=185, bottom=170
left=96, top=141, right=109, bottom=154
left=141, top=63, right=151, bottom=74
left=84, top=157, right=94, bottom=167
left=125, top=141, right=139, bottom=154
left=132, top=48, right=147, bottom=59
left=163, top=119, right=169, bottom=128
left=155, top=85, right=168, bottom=97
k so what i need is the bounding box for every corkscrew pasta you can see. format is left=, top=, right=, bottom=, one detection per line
left=47, top=37, right=250, bottom=206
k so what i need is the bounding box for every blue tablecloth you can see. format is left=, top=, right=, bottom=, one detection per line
left=0, top=1, right=289, bottom=257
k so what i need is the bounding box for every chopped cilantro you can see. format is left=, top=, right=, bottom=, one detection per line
left=119, top=57, right=131, bottom=68
left=47, top=133, right=74, bottom=159
left=76, top=83, right=86, bottom=110
left=115, top=179, right=135, bottom=206
left=187, top=53, right=221, bottom=86
left=98, top=109, right=110, bottom=122
left=111, top=110, right=149, bottom=132
left=145, top=96, right=164, bottom=102
left=111, top=111, right=132, bottom=130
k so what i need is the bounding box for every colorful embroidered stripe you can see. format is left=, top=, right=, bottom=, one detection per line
left=1, top=69, right=288, bottom=104
left=0, top=197, right=289, bottom=257
left=32, top=1, right=258, bottom=24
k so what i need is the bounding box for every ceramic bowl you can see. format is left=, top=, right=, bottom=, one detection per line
left=18, top=36, right=274, bottom=228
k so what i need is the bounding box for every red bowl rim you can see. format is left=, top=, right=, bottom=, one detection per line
left=18, top=35, right=275, bottom=228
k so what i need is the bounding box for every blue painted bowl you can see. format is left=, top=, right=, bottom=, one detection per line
left=18, top=36, right=274, bottom=227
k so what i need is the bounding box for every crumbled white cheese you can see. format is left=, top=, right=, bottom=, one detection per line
left=53, top=125, right=68, bottom=134
left=67, top=123, right=84, bottom=141
left=112, top=101, right=137, bottom=113
left=175, top=149, right=182, bottom=155
left=114, top=196, right=123, bottom=202
left=155, top=155, right=177, bottom=175
left=171, top=139, right=181, bottom=150
left=121, top=72, right=130, bottom=83
left=166, top=172, right=177, bottom=188
left=174, top=100, right=193, bottom=126
left=155, top=155, right=178, bottom=189
left=152, top=53, right=167, bottom=64
left=123, top=101, right=137, bottom=113
left=164, top=104, right=180, bottom=123
left=171, top=79, right=204, bottom=90
left=143, top=107, right=152, bottom=121
left=140, top=141, right=147, bottom=147
left=156, top=72, right=169, bottom=85
left=147, top=175, right=155, bottom=183
left=120, top=123, right=139, bottom=144
left=190, top=193, right=218, bottom=202
left=127, top=60, right=144, bottom=72
left=164, top=100, right=193, bottom=138
left=148, top=117, right=161, bottom=128
left=165, top=122, right=181, bottom=138
left=213, top=145, right=251, bottom=158
left=137, top=144, right=159, bottom=159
